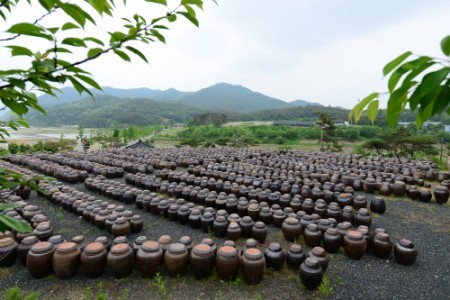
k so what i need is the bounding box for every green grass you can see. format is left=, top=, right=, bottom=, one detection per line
left=153, top=272, right=167, bottom=300
left=318, top=275, right=333, bottom=298
left=4, top=287, right=38, bottom=300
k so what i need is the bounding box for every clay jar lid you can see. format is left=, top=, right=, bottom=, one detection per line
left=289, top=244, right=303, bottom=254
left=168, top=243, right=187, bottom=254
left=72, top=235, right=86, bottom=243
left=325, top=228, right=339, bottom=236
left=31, top=241, right=53, bottom=253
left=115, top=217, right=127, bottom=224
left=337, top=222, right=352, bottom=230
left=304, top=257, right=321, bottom=269
left=228, top=222, right=240, bottom=229
left=111, top=243, right=130, bottom=255
left=268, top=242, right=282, bottom=252
left=84, top=242, right=105, bottom=255
left=35, top=222, right=52, bottom=231
left=398, top=238, right=414, bottom=248
left=201, top=238, right=215, bottom=247
left=107, top=214, right=118, bottom=221
left=95, top=236, right=109, bottom=245
left=254, top=221, right=266, bottom=229
left=98, top=210, right=109, bottom=216
left=218, top=246, right=237, bottom=257
left=0, top=237, right=15, bottom=247
left=244, top=248, right=262, bottom=260
left=158, top=235, right=172, bottom=245
left=114, top=236, right=128, bottom=245
left=376, top=232, right=390, bottom=241
left=240, top=216, right=253, bottom=224
left=306, top=223, right=320, bottom=232
left=357, top=208, right=370, bottom=216
left=311, top=246, right=326, bottom=257
left=245, top=238, right=258, bottom=248
left=223, top=240, right=236, bottom=248
left=56, top=242, right=78, bottom=254
left=141, top=241, right=161, bottom=253
left=48, top=235, right=65, bottom=244
left=135, top=236, right=148, bottom=245
left=192, top=244, right=212, bottom=256
left=21, top=236, right=39, bottom=245
left=179, top=236, right=192, bottom=246
left=346, top=230, right=363, bottom=240
left=285, top=217, right=300, bottom=225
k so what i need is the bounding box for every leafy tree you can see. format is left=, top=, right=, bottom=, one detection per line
left=350, top=35, right=450, bottom=128
left=316, top=113, right=342, bottom=152
left=362, top=139, right=389, bottom=156
left=0, top=0, right=211, bottom=232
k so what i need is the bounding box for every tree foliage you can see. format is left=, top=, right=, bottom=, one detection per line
left=316, top=113, right=342, bottom=152
left=350, top=35, right=450, bottom=128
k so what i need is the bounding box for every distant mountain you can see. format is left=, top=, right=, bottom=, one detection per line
left=289, top=99, right=322, bottom=107
left=176, top=83, right=292, bottom=113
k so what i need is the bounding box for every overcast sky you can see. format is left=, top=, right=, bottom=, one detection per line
left=3, top=0, right=450, bottom=108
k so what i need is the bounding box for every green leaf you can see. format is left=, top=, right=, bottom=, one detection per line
left=68, top=76, right=92, bottom=96
left=58, top=2, right=87, bottom=27
left=348, top=92, right=379, bottom=123
left=386, top=86, right=409, bottom=128
left=62, top=37, right=87, bottom=47
left=7, top=22, right=53, bottom=40
left=0, top=214, right=32, bottom=233
left=441, top=35, right=450, bottom=56
left=182, top=0, right=203, bottom=9
left=75, top=74, right=102, bottom=90
left=125, top=46, right=148, bottom=63
left=84, top=37, right=105, bottom=46
left=114, top=49, right=131, bottom=61
left=382, top=51, right=412, bottom=76
left=6, top=46, right=34, bottom=57
left=87, top=47, right=104, bottom=58
left=144, top=0, right=167, bottom=5
left=61, top=22, right=80, bottom=30
left=366, top=100, right=379, bottom=124
left=178, top=12, right=199, bottom=27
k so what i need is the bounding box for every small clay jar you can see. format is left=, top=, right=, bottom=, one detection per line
left=53, top=242, right=81, bottom=279
left=216, top=246, right=239, bottom=281
left=105, top=214, right=118, bottom=234
left=129, top=215, right=143, bottom=233
left=247, top=203, right=260, bottom=221
left=132, top=236, right=148, bottom=254
left=239, top=216, right=255, bottom=238
left=190, top=244, right=215, bottom=279
left=318, top=219, right=333, bottom=233
left=372, top=232, right=393, bottom=259
left=226, top=222, right=242, bottom=241
left=136, top=241, right=163, bottom=278
left=353, top=195, right=367, bottom=210
left=355, top=208, right=372, bottom=228
left=299, top=257, right=323, bottom=290
left=48, top=235, right=66, bottom=250
left=94, top=209, right=110, bottom=229
left=95, top=236, right=111, bottom=252
left=343, top=230, right=366, bottom=260
left=201, top=238, right=217, bottom=258
left=81, top=242, right=107, bottom=278
left=326, top=204, right=341, bottom=222
left=282, top=217, right=302, bottom=242
left=434, top=186, right=449, bottom=204
left=394, top=238, right=417, bottom=266
left=177, top=206, right=190, bottom=225
left=0, top=237, right=18, bottom=267
left=33, top=221, right=53, bottom=241
left=241, top=248, right=265, bottom=285
left=286, top=244, right=306, bottom=270
left=17, top=236, right=39, bottom=266
left=112, top=217, right=131, bottom=237
left=308, top=246, right=329, bottom=271
left=340, top=206, right=354, bottom=224
left=252, top=221, right=268, bottom=244
left=26, top=241, right=54, bottom=279
left=264, top=242, right=285, bottom=271
left=258, top=207, right=273, bottom=225
left=370, top=197, right=386, bottom=214
left=418, top=188, right=432, bottom=202
left=336, top=221, right=353, bottom=238
left=107, top=243, right=135, bottom=278
left=200, top=212, right=215, bottom=233
left=158, top=235, right=172, bottom=254
left=392, top=181, right=406, bottom=196
left=164, top=243, right=189, bottom=277
left=303, top=223, right=323, bottom=248
left=188, top=209, right=202, bottom=229
left=179, top=236, right=193, bottom=254
left=71, top=235, right=89, bottom=252
left=322, top=228, right=342, bottom=253
left=213, top=216, right=228, bottom=238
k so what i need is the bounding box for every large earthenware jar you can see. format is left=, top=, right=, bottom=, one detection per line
left=370, top=197, right=386, bottom=214
left=252, top=221, right=267, bottom=244
left=0, top=237, right=18, bottom=267
left=322, top=228, right=341, bottom=253
left=393, top=181, right=406, bottom=196
left=216, top=246, right=240, bottom=281
left=304, top=223, right=322, bottom=248
left=200, top=212, right=215, bottom=233
left=308, top=246, right=329, bottom=271
left=434, top=186, right=449, bottom=204
left=112, top=217, right=131, bottom=237
left=281, top=217, right=301, bottom=242
left=158, top=235, right=172, bottom=254
left=81, top=242, right=107, bottom=278
left=130, top=215, right=143, bottom=233
left=107, top=243, right=135, bottom=278
left=394, top=238, right=417, bottom=266
left=164, top=243, right=189, bottom=277
left=53, top=242, right=81, bottom=279
left=213, top=216, right=228, bottom=238
left=336, top=222, right=352, bottom=238
left=340, top=206, right=354, bottom=224
left=299, top=257, right=324, bottom=290
left=343, top=230, right=366, bottom=260
left=17, top=236, right=39, bottom=266
left=241, top=248, right=265, bottom=285
left=226, top=222, right=242, bottom=241
left=26, top=241, right=54, bottom=279
left=239, top=216, right=255, bottom=238
left=372, top=232, right=392, bottom=259
left=286, top=244, right=306, bottom=270
left=354, top=208, right=372, bottom=228
left=264, top=242, right=285, bottom=271
left=136, top=241, right=163, bottom=278
left=190, top=244, right=214, bottom=279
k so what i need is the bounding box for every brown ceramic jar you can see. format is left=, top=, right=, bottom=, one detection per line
left=52, top=242, right=81, bottom=279
left=226, top=222, right=242, bottom=241
left=304, top=223, right=323, bottom=248
left=308, top=246, right=329, bottom=271
left=17, top=236, right=39, bottom=266
left=26, top=241, right=54, bottom=279
left=355, top=208, right=372, bottom=228
left=81, top=242, right=107, bottom=278
left=112, top=217, right=131, bottom=237
left=241, top=248, right=265, bottom=285
left=136, top=241, right=163, bottom=278
left=372, top=232, right=393, bottom=259
left=343, top=230, right=366, bottom=260
left=164, top=243, right=189, bottom=277
left=286, top=244, right=306, bottom=270
left=239, top=216, right=255, bottom=238
left=71, top=235, right=89, bottom=252
left=252, top=221, right=268, bottom=244
left=190, top=244, right=215, bottom=279
left=299, top=257, right=323, bottom=290
left=0, top=237, right=18, bottom=267
left=264, top=242, right=285, bottom=271
left=107, top=243, right=135, bottom=278
left=282, top=217, right=302, bottom=242
left=215, top=246, right=240, bottom=281
left=394, top=238, right=417, bottom=266
left=322, top=228, right=341, bottom=253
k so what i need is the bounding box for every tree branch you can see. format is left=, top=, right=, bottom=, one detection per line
left=0, top=7, right=58, bottom=42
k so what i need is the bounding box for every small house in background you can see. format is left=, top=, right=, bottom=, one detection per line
left=126, top=139, right=153, bottom=149
left=445, top=125, right=450, bottom=133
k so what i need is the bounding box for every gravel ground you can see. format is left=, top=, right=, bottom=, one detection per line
left=1, top=177, right=449, bottom=300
